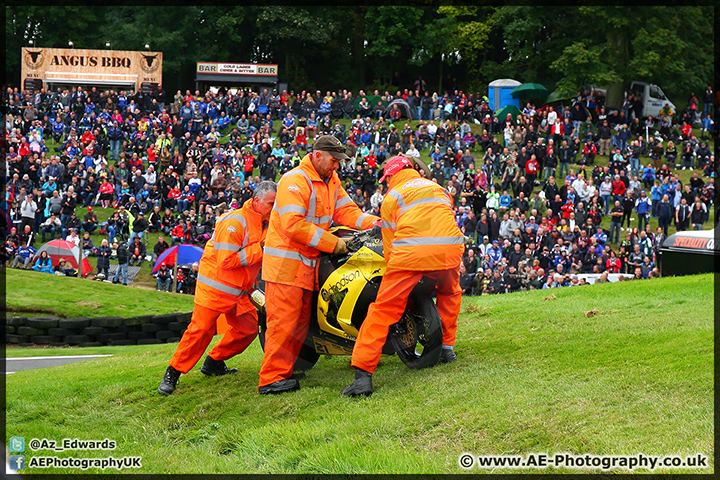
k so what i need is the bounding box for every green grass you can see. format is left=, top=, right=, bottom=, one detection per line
left=5, top=268, right=194, bottom=318
left=5, top=273, right=713, bottom=474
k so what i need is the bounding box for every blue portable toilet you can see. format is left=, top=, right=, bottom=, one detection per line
left=488, top=79, right=522, bottom=113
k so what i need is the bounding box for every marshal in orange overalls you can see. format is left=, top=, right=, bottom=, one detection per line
left=169, top=199, right=266, bottom=374
left=258, top=154, right=378, bottom=388
left=351, top=166, right=465, bottom=374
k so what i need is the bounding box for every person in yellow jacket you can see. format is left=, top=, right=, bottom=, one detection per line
left=258, top=135, right=380, bottom=394
left=158, top=181, right=277, bottom=395
left=342, top=155, right=465, bottom=397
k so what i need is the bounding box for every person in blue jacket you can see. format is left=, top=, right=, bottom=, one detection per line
left=634, top=190, right=651, bottom=231
left=31, top=250, right=53, bottom=274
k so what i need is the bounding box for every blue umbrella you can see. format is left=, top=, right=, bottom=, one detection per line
left=152, top=244, right=204, bottom=274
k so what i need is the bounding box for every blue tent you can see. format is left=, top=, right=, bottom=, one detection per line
left=152, top=244, right=203, bottom=274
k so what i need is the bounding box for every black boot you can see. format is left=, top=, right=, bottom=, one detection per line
left=439, top=347, right=457, bottom=364
left=341, top=368, right=373, bottom=397
left=158, top=365, right=181, bottom=395
left=200, top=356, right=239, bottom=376
left=258, top=378, right=300, bottom=395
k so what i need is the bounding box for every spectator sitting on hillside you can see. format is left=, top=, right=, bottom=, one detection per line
left=156, top=263, right=173, bottom=292
left=128, top=235, right=146, bottom=267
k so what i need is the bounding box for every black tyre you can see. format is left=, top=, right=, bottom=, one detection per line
left=66, top=335, right=91, bottom=345
left=156, top=330, right=175, bottom=341
left=18, top=326, right=45, bottom=336
left=6, top=334, right=29, bottom=344
left=124, top=315, right=153, bottom=326
left=59, top=318, right=91, bottom=329
left=257, top=310, right=319, bottom=372
left=137, top=338, right=161, bottom=345
left=32, top=335, right=60, bottom=345
left=141, top=323, right=161, bottom=333
left=99, top=332, right=127, bottom=343
left=168, top=322, right=186, bottom=332
left=79, top=342, right=103, bottom=347
left=6, top=326, right=16, bottom=334
left=49, top=327, right=73, bottom=337
left=176, top=312, right=192, bottom=323
left=128, top=331, right=153, bottom=341
left=7, top=316, right=27, bottom=327
left=111, top=339, right=136, bottom=346
left=26, top=316, right=60, bottom=329
left=389, top=286, right=443, bottom=369
left=166, top=337, right=181, bottom=343
left=151, top=313, right=176, bottom=325
left=83, top=326, right=105, bottom=336
left=91, top=317, right=124, bottom=328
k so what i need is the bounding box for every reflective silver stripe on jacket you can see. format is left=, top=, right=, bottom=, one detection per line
left=387, top=189, right=405, bottom=207
left=213, top=242, right=240, bottom=252
left=283, top=168, right=331, bottom=226
left=308, top=227, right=324, bottom=249
left=308, top=215, right=332, bottom=225
left=392, top=236, right=465, bottom=247
left=382, top=220, right=396, bottom=230
left=335, top=195, right=352, bottom=210
left=398, top=197, right=450, bottom=216
left=197, top=273, right=247, bottom=296
left=355, top=212, right=372, bottom=228
left=264, top=246, right=317, bottom=267
left=238, top=249, right=249, bottom=266
left=274, top=204, right=308, bottom=216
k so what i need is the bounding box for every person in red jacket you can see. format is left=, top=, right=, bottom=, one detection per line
left=166, top=185, right=181, bottom=210
left=342, top=156, right=465, bottom=397
left=524, top=154, right=539, bottom=186
left=611, top=174, right=626, bottom=203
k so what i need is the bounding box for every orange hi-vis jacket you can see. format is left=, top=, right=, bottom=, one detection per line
left=195, top=199, right=267, bottom=314
left=381, top=168, right=465, bottom=271
left=262, top=154, right=379, bottom=290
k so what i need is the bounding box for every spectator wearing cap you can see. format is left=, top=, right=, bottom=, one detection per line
left=128, top=211, right=148, bottom=246
left=82, top=206, right=98, bottom=234
left=487, top=239, right=503, bottom=268
left=12, top=240, right=36, bottom=269
left=128, top=235, right=147, bottom=267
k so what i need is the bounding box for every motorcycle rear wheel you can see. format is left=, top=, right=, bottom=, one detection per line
left=389, top=288, right=443, bottom=369
left=257, top=310, right=320, bottom=372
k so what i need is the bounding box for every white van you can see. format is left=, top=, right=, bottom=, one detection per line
left=628, top=81, right=676, bottom=119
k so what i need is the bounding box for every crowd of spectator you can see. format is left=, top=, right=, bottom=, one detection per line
left=3, top=81, right=715, bottom=296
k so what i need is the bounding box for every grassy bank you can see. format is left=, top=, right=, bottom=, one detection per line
left=5, top=273, right=713, bottom=474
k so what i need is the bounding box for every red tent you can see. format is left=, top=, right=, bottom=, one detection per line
left=33, top=239, right=92, bottom=277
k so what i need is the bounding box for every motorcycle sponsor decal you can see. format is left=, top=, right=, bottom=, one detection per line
left=313, top=337, right=353, bottom=355
left=321, top=269, right=361, bottom=302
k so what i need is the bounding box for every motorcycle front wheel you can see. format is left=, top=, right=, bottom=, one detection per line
left=389, top=287, right=443, bottom=369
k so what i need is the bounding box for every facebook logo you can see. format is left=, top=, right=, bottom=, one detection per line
left=9, top=437, right=25, bottom=452
left=9, top=455, right=25, bottom=470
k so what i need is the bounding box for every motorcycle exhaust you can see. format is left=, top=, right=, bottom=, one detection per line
left=249, top=288, right=266, bottom=314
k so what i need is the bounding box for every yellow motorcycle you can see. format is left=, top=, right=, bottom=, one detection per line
left=252, top=227, right=443, bottom=371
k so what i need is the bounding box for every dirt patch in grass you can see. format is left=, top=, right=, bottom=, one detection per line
left=76, top=300, right=102, bottom=309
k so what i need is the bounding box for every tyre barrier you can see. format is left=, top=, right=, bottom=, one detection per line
left=5, top=314, right=192, bottom=347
